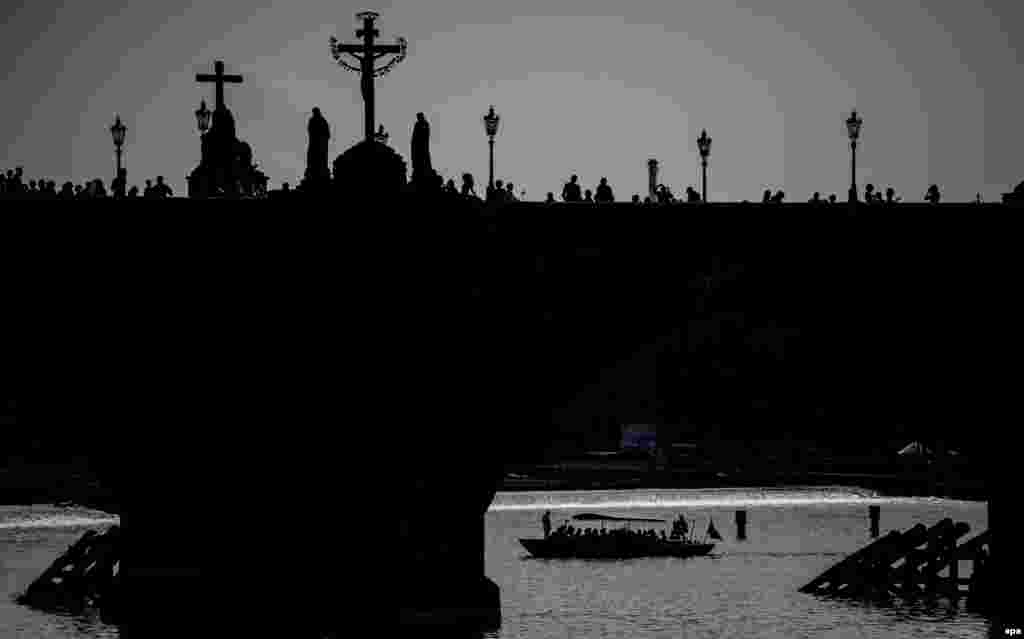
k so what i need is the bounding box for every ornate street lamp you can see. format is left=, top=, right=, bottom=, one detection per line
left=846, top=109, right=863, bottom=202
left=696, top=129, right=712, bottom=203
left=482, top=105, right=501, bottom=192
left=195, top=99, right=212, bottom=135
left=109, top=114, right=127, bottom=175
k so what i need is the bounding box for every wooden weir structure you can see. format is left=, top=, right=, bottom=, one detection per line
left=800, top=518, right=990, bottom=600
left=17, top=525, right=121, bottom=620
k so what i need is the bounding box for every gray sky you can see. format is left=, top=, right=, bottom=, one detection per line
left=2, top=0, right=1020, bottom=200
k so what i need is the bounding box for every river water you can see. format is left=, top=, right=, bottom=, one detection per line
left=0, top=489, right=994, bottom=638
left=486, top=487, right=992, bottom=638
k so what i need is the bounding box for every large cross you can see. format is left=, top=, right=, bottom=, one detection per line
left=196, top=60, right=243, bottom=112
left=330, top=12, right=407, bottom=142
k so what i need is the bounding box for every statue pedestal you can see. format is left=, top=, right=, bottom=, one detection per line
left=411, top=170, right=443, bottom=195
left=188, top=140, right=265, bottom=198
left=332, top=140, right=407, bottom=197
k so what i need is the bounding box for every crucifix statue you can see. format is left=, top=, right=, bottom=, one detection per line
left=330, top=11, right=408, bottom=143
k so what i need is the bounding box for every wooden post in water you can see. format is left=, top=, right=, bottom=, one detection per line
left=735, top=510, right=747, bottom=540
left=800, top=529, right=901, bottom=594
left=869, top=505, right=880, bottom=538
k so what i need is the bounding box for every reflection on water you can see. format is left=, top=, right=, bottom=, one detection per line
left=490, top=486, right=967, bottom=511
left=486, top=487, right=993, bottom=639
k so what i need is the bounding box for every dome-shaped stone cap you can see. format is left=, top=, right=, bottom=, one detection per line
left=332, top=139, right=408, bottom=189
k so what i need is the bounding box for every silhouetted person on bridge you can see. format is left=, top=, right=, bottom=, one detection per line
left=562, top=175, right=582, bottom=202
left=686, top=186, right=701, bottom=203
left=809, top=192, right=822, bottom=204
left=828, top=194, right=837, bottom=204
left=545, top=192, right=555, bottom=204
left=762, top=189, right=772, bottom=204
left=505, top=182, right=518, bottom=202
left=461, top=173, right=478, bottom=199
left=127, top=186, right=139, bottom=198
left=770, top=189, right=785, bottom=203
left=143, top=179, right=155, bottom=199
left=444, top=178, right=458, bottom=195
left=656, top=184, right=674, bottom=204
left=90, top=179, right=108, bottom=199
left=864, top=184, right=876, bottom=203
left=594, top=177, right=614, bottom=203
left=632, top=194, right=641, bottom=204
left=154, top=176, right=173, bottom=199
left=583, top=189, right=594, bottom=203
left=111, top=168, right=127, bottom=199
left=925, top=184, right=941, bottom=204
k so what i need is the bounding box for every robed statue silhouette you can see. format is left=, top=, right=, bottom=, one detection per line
left=209, top=104, right=238, bottom=194
left=305, top=107, right=331, bottom=184
left=410, top=112, right=435, bottom=186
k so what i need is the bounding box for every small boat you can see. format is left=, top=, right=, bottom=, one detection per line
left=520, top=513, right=716, bottom=559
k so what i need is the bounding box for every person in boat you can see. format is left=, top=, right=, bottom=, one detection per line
left=670, top=515, right=687, bottom=539
left=542, top=510, right=552, bottom=539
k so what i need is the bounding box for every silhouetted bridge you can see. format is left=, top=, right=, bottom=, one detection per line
left=16, top=198, right=1018, bottom=636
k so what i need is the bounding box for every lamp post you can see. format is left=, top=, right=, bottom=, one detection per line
left=192, top=100, right=213, bottom=197
left=648, top=159, right=659, bottom=202
left=110, top=114, right=126, bottom=175
left=483, top=105, right=500, bottom=193
left=195, top=99, right=212, bottom=136
left=846, top=109, right=862, bottom=202
left=696, top=129, right=712, bottom=203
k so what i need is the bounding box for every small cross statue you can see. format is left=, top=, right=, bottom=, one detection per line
left=196, top=60, right=243, bottom=112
